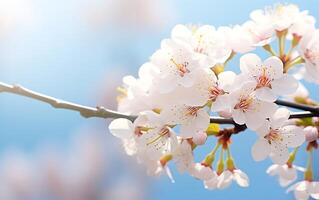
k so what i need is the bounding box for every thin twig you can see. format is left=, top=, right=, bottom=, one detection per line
left=275, top=99, right=319, bottom=114
left=1, top=82, right=319, bottom=125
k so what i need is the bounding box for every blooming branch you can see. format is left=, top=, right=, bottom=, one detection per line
left=0, top=82, right=318, bottom=125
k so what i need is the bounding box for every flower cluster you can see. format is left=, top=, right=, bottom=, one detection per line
left=109, top=4, right=319, bottom=200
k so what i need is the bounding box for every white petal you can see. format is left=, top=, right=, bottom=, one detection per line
left=232, top=110, right=246, bottom=125
left=272, top=74, right=299, bottom=95
left=251, top=138, right=271, bottom=161
left=279, top=177, right=295, bottom=187
left=109, top=118, right=134, bottom=139
left=204, top=174, right=218, bottom=190
left=240, top=53, right=262, bottom=74
left=217, top=71, right=237, bottom=91
left=255, top=87, right=277, bottom=102
left=233, top=170, right=249, bottom=187
left=217, top=171, right=233, bottom=189
left=282, top=126, right=306, bottom=148
left=212, top=95, right=230, bottom=112
left=266, top=164, right=280, bottom=176
left=263, top=56, right=284, bottom=79
left=245, top=111, right=266, bottom=130
left=256, top=120, right=271, bottom=137
left=270, top=107, right=290, bottom=129
left=270, top=142, right=290, bottom=165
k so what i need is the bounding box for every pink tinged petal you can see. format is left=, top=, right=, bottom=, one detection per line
left=263, top=56, right=284, bottom=80
left=280, top=165, right=297, bottom=181
left=272, top=74, right=299, bottom=95
left=281, top=126, right=306, bottom=148
left=258, top=101, right=278, bottom=118
left=256, top=120, right=271, bottom=137
left=179, top=72, right=195, bottom=88
left=233, top=170, right=249, bottom=187
left=195, top=109, right=210, bottom=130
left=158, top=76, right=178, bottom=94
left=217, top=171, right=233, bottom=189
left=270, top=142, right=290, bottom=165
left=279, top=177, right=295, bottom=187
left=245, top=111, right=266, bottom=130
left=295, top=190, right=310, bottom=200
left=309, top=182, right=319, bottom=195
left=109, top=118, right=134, bottom=139
left=212, top=95, right=230, bottom=112
left=304, top=126, right=319, bottom=142
left=217, top=71, right=237, bottom=91
left=192, top=131, right=207, bottom=145
left=232, top=110, right=246, bottom=125
left=239, top=53, right=262, bottom=74
left=171, top=24, right=192, bottom=40
left=191, top=164, right=215, bottom=181
left=255, top=87, right=277, bottom=102
left=204, top=176, right=218, bottom=190
left=251, top=138, right=271, bottom=161
left=266, top=164, right=280, bottom=176
left=270, top=107, right=290, bottom=129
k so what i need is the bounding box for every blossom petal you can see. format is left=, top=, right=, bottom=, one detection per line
left=217, top=171, right=233, bottom=189
left=272, top=74, right=299, bottom=95
left=255, top=87, right=277, bottom=102
left=282, top=125, right=305, bottom=148
left=270, top=107, right=290, bottom=129
left=251, top=138, right=271, bottom=161
left=270, top=142, right=289, bottom=165
left=233, top=170, right=249, bottom=187
left=240, top=53, right=262, bottom=74
left=263, top=56, right=284, bottom=79
left=109, top=118, right=134, bottom=139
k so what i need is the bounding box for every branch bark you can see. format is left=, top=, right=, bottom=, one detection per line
left=1, top=82, right=318, bottom=125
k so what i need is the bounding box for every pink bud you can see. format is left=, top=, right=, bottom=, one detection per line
left=192, top=132, right=207, bottom=145
left=218, top=110, right=232, bottom=118
left=304, top=126, right=318, bottom=142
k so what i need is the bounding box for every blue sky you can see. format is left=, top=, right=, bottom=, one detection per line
left=0, top=0, right=318, bottom=199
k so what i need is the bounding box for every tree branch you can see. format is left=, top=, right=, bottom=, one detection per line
left=0, top=82, right=319, bottom=126
left=275, top=99, right=319, bottom=114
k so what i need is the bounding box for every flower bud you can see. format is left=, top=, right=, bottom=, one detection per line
left=304, top=126, right=318, bottom=142
left=193, top=131, right=207, bottom=145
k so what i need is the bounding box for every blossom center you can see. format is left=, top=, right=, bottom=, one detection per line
left=170, top=58, right=190, bottom=77
left=185, top=106, right=200, bottom=117
left=209, top=86, right=225, bottom=101
left=256, top=68, right=272, bottom=88
left=264, top=129, right=283, bottom=144
left=234, top=97, right=253, bottom=112
left=146, top=127, right=170, bottom=146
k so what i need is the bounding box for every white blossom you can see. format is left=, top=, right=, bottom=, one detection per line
left=240, top=53, right=298, bottom=102
left=251, top=108, right=305, bottom=164
left=287, top=181, right=319, bottom=200
left=267, top=164, right=305, bottom=187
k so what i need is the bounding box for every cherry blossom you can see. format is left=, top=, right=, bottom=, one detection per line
left=150, top=39, right=202, bottom=93
left=171, top=24, right=232, bottom=67
left=287, top=181, right=319, bottom=200
left=160, top=104, right=210, bottom=138
left=300, top=30, right=319, bottom=84
left=251, top=108, right=305, bottom=164
left=267, top=164, right=305, bottom=187
left=240, top=53, right=298, bottom=102
left=229, top=81, right=277, bottom=130
left=204, top=169, right=249, bottom=190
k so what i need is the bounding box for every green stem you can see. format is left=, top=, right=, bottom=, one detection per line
left=304, top=149, right=313, bottom=181
left=263, top=44, right=276, bottom=56
left=284, top=56, right=305, bottom=72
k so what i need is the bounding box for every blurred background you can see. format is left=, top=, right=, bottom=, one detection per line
left=0, top=0, right=318, bottom=199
